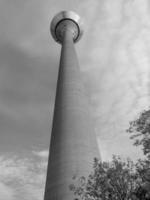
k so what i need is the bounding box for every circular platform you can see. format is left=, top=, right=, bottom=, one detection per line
left=50, top=11, right=84, bottom=44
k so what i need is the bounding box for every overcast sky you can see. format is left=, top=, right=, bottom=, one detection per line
left=0, top=0, right=150, bottom=199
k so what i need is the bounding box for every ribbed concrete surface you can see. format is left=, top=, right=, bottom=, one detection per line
left=44, top=28, right=100, bottom=200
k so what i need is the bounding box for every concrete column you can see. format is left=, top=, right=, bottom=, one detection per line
left=44, top=11, right=100, bottom=200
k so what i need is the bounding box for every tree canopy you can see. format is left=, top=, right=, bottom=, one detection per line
left=127, top=109, right=150, bottom=158
left=70, top=108, right=150, bottom=200
left=70, top=156, right=141, bottom=200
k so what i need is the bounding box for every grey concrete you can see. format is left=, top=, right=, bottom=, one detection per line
left=44, top=12, right=100, bottom=200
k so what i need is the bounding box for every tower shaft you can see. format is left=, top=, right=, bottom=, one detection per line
left=44, top=14, right=100, bottom=200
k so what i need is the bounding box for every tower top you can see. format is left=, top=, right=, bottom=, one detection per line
left=50, top=11, right=84, bottom=44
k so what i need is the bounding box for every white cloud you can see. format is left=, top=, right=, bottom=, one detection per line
left=32, top=150, right=49, bottom=159
left=0, top=182, right=15, bottom=200
left=78, top=0, right=150, bottom=161
left=0, top=152, right=47, bottom=200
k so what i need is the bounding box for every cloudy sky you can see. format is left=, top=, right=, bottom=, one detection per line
left=0, top=0, right=150, bottom=199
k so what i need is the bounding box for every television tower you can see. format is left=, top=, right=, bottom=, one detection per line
left=44, top=11, right=100, bottom=200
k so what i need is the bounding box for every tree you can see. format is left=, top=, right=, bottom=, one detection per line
left=127, top=109, right=150, bottom=159
left=127, top=108, right=150, bottom=199
left=70, top=156, right=140, bottom=200
left=69, top=109, right=150, bottom=200
left=135, top=159, right=150, bottom=200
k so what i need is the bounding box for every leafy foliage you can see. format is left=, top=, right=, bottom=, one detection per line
left=127, top=109, right=150, bottom=158
left=70, top=109, right=150, bottom=200
left=126, top=108, right=150, bottom=199
left=70, top=156, right=140, bottom=200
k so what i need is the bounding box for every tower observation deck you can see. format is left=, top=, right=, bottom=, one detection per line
left=44, top=11, right=100, bottom=200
